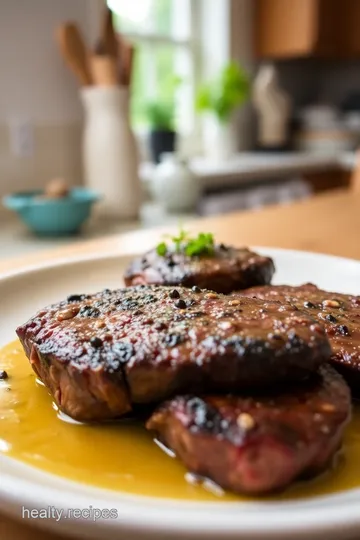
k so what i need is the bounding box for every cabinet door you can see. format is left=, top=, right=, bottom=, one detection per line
left=340, top=0, right=360, bottom=56
left=254, top=0, right=319, bottom=58
left=314, top=0, right=342, bottom=57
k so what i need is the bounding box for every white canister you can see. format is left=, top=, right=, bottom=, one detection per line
left=151, top=153, right=200, bottom=212
left=202, top=115, right=238, bottom=163
left=81, top=86, right=141, bottom=219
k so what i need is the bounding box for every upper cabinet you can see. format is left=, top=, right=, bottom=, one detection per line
left=254, top=0, right=360, bottom=59
left=341, top=1, right=360, bottom=56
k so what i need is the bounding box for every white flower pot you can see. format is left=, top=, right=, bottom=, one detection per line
left=81, top=87, right=141, bottom=219
left=202, top=116, right=238, bottom=162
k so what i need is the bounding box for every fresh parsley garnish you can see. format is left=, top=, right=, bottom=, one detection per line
left=185, top=232, right=214, bottom=256
left=156, top=242, right=168, bottom=256
left=156, top=229, right=215, bottom=258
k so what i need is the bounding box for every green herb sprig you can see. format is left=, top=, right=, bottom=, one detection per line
left=156, top=229, right=215, bottom=257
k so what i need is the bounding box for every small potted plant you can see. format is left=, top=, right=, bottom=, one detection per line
left=196, top=61, right=251, bottom=161
left=144, top=76, right=181, bottom=164
left=145, top=101, right=176, bottom=164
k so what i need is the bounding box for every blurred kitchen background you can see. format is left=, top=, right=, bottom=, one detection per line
left=1, top=0, right=360, bottom=258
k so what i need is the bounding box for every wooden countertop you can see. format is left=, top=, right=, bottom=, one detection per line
left=1, top=187, right=360, bottom=540
left=0, top=188, right=359, bottom=279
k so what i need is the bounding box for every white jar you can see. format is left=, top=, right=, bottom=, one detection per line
left=202, top=115, right=238, bottom=162
left=81, top=86, right=141, bottom=219
left=151, top=153, right=199, bottom=212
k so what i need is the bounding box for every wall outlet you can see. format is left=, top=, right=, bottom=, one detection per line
left=8, top=120, right=34, bottom=157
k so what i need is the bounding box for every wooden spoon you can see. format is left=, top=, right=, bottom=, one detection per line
left=99, top=6, right=118, bottom=57
left=56, top=22, right=92, bottom=86
left=117, top=35, right=135, bottom=86
left=90, top=55, right=119, bottom=87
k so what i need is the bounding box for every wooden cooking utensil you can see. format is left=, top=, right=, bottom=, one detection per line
left=90, top=55, right=119, bottom=86
left=123, top=43, right=135, bottom=86
left=56, top=22, right=92, bottom=86
left=99, top=5, right=118, bottom=57
left=117, top=35, right=134, bottom=86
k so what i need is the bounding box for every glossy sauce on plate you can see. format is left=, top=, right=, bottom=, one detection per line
left=1, top=340, right=360, bottom=501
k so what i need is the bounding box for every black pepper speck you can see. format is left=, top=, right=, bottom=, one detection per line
left=67, top=294, right=85, bottom=303
left=78, top=305, right=100, bottom=318
left=0, top=369, right=8, bottom=380
left=169, top=289, right=180, bottom=299
left=175, top=299, right=187, bottom=309
left=165, top=334, right=184, bottom=347
left=336, top=324, right=350, bottom=336
left=90, top=337, right=103, bottom=348
left=155, top=322, right=168, bottom=331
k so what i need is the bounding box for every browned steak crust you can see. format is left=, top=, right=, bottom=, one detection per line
left=124, top=245, right=275, bottom=293
left=240, top=283, right=360, bottom=392
left=147, top=365, right=351, bottom=495
left=16, top=285, right=330, bottom=421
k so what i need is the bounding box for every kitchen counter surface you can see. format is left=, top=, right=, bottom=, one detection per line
left=1, top=150, right=356, bottom=261
left=141, top=151, right=357, bottom=190
left=0, top=203, right=195, bottom=260
left=1, top=187, right=360, bottom=540
left=1, top=187, right=360, bottom=276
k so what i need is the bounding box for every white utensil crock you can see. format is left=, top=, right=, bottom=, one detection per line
left=81, top=86, right=141, bottom=219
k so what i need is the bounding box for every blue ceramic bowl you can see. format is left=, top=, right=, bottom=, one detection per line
left=3, top=188, right=101, bottom=237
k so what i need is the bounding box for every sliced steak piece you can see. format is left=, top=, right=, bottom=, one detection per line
left=16, top=286, right=331, bottom=421
left=147, top=365, right=351, bottom=495
left=124, top=245, right=275, bottom=293
left=240, top=283, right=360, bottom=392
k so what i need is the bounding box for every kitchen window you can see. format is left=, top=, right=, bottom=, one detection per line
left=107, top=0, right=198, bottom=136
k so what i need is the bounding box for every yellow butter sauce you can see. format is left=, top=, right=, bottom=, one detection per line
left=1, top=340, right=360, bottom=502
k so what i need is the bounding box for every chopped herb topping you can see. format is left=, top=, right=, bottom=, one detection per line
left=156, top=242, right=167, bottom=256
left=185, top=233, right=214, bottom=257
left=156, top=228, right=215, bottom=258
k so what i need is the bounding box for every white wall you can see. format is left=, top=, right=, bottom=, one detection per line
left=0, top=0, right=97, bottom=200
left=0, top=0, right=93, bottom=123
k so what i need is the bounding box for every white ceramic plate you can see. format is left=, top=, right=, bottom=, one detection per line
left=1, top=248, right=360, bottom=540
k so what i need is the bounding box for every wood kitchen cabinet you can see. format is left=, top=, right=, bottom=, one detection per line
left=303, top=169, right=351, bottom=194
left=254, top=0, right=360, bottom=59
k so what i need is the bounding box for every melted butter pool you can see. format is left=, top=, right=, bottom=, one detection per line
left=1, top=340, right=360, bottom=502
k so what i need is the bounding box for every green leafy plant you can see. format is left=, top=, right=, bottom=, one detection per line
left=196, top=62, right=250, bottom=123
left=156, top=229, right=215, bottom=257
left=144, top=102, right=175, bottom=131
left=144, top=75, right=182, bottom=131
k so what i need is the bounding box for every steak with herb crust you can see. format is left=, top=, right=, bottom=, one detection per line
left=147, top=364, right=351, bottom=495
left=240, top=283, right=360, bottom=392
left=124, top=244, right=275, bottom=293
left=16, top=285, right=330, bottom=421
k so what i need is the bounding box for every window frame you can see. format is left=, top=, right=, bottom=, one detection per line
left=88, top=1, right=200, bottom=141
left=87, top=0, right=244, bottom=156
left=112, top=0, right=200, bottom=139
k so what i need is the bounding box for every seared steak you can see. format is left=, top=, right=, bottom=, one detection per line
left=16, top=285, right=330, bottom=421
left=124, top=245, right=275, bottom=293
left=147, top=365, right=351, bottom=495
left=241, top=283, right=360, bottom=392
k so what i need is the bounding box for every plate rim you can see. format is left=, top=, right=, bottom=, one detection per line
left=1, top=245, right=360, bottom=282
left=1, top=246, right=360, bottom=539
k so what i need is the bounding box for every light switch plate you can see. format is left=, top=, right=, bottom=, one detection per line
left=8, top=119, right=34, bottom=157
